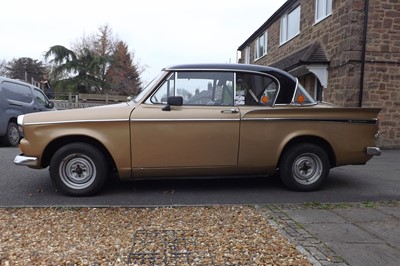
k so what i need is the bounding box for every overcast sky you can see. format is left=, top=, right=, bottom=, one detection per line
left=1, top=0, right=286, bottom=83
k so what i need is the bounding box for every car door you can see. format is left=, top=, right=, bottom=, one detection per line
left=130, top=71, right=240, bottom=168
left=235, top=71, right=281, bottom=168
left=32, top=87, right=53, bottom=111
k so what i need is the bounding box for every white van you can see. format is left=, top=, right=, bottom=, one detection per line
left=0, top=77, right=54, bottom=146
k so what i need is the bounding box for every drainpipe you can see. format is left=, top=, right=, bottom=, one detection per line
left=359, top=0, right=369, bottom=107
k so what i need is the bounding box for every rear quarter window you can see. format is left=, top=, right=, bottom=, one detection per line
left=235, top=72, right=279, bottom=106
left=2, top=81, right=33, bottom=103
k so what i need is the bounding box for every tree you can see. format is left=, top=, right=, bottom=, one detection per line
left=72, top=25, right=117, bottom=93
left=45, top=45, right=109, bottom=93
left=6, top=57, right=48, bottom=82
left=72, top=25, right=117, bottom=57
left=46, top=25, right=142, bottom=95
left=0, top=59, right=8, bottom=77
left=106, top=41, right=141, bottom=95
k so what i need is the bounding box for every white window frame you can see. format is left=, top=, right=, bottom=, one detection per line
left=313, top=78, right=318, bottom=100
left=315, top=0, right=332, bottom=23
left=280, top=5, right=301, bottom=45
left=254, top=31, right=267, bottom=61
left=244, top=46, right=250, bottom=64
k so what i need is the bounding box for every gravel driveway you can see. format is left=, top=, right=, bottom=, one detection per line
left=0, top=206, right=311, bottom=265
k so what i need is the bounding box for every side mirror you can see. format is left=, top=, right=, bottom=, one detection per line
left=162, top=96, right=183, bottom=111
left=47, top=101, right=55, bottom=109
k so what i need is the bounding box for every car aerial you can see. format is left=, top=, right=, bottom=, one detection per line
left=14, top=64, right=381, bottom=196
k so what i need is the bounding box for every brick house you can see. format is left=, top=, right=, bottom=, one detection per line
left=237, top=0, right=400, bottom=149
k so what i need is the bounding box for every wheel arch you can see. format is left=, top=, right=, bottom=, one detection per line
left=41, top=135, right=117, bottom=171
left=278, top=136, right=336, bottom=169
left=2, top=116, right=17, bottom=133
left=1, top=118, right=20, bottom=146
left=1, top=116, right=19, bottom=136
left=8, top=116, right=17, bottom=124
left=2, top=117, right=17, bottom=134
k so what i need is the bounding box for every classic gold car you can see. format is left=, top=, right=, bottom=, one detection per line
left=14, top=64, right=381, bottom=196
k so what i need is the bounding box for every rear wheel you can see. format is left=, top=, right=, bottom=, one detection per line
left=49, top=143, right=109, bottom=196
left=2, top=122, right=20, bottom=146
left=279, top=143, right=330, bottom=191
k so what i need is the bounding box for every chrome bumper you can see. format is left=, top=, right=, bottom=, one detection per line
left=14, top=154, right=38, bottom=167
left=366, top=147, right=381, bottom=156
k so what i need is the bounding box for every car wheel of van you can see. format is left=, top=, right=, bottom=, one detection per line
left=49, top=143, right=109, bottom=196
left=2, top=122, right=20, bottom=146
left=279, top=143, right=330, bottom=191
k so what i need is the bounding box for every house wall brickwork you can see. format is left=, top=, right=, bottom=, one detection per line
left=362, top=0, right=400, bottom=148
left=239, top=0, right=400, bottom=148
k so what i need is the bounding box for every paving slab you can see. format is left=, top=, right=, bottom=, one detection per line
left=304, top=222, right=384, bottom=244
left=283, top=209, right=348, bottom=224
left=330, top=243, right=400, bottom=266
left=332, top=207, right=393, bottom=222
left=377, top=206, right=400, bottom=218
left=269, top=202, right=400, bottom=266
left=356, top=220, right=400, bottom=248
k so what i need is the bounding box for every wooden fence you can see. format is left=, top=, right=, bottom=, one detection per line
left=52, top=93, right=128, bottom=109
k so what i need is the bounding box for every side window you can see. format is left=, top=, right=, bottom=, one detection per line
left=33, top=88, right=47, bottom=107
left=178, top=72, right=234, bottom=106
left=149, top=73, right=175, bottom=104
left=148, top=71, right=234, bottom=106
left=235, top=73, right=279, bottom=106
left=293, top=83, right=316, bottom=105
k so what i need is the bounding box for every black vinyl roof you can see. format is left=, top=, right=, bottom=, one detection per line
left=165, top=63, right=296, bottom=81
left=164, top=63, right=298, bottom=100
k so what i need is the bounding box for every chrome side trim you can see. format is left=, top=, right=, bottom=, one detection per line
left=14, top=154, right=38, bottom=167
left=242, top=117, right=378, bottom=124
left=131, top=118, right=240, bottom=122
left=24, top=118, right=129, bottom=126
left=274, top=103, right=318, bottom=106
left=366, top=147, right=381, bottom=156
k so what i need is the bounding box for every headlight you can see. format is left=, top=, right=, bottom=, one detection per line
left=17, top=115, right=25, bottom=126
left=17, top=115, right=24, bottom=135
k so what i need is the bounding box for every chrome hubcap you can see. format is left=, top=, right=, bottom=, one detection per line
left=59, top=154, right=96, bottom=190
left=292, top=153, right=322, bottom=185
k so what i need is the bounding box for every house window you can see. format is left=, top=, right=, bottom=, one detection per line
left=315, top=0, right=332, bottom=22
left=280, top=5, right=301, bottom=45
left=244, top=46, right=250, bottom=64
left=254, top=32, right=267, bottom=60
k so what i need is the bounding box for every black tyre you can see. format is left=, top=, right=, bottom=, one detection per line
left=2, top=122, right=20, bottom=146
left=279, top=143, right=330, bottom=191
left=49, top=143, right=109, bottom=196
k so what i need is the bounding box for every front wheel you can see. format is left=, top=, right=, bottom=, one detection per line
left=279, top=143, right=330, bottom=191
left=2, top=122, right=20, bottom=146
left=49, top=143, right=109, bottom=196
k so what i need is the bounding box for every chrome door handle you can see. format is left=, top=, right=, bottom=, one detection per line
left=221, top=109, right=239, bottom=114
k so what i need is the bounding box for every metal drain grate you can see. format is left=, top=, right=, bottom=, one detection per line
left=127, top=230, right=214, bottom=265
